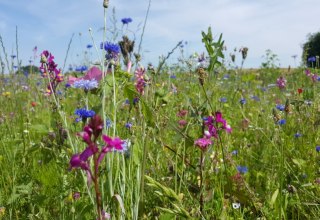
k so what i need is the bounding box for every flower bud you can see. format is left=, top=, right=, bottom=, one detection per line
left=103, top=0, right=109, bottom=8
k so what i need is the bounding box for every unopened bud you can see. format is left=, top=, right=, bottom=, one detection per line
left=103, top=0, right=109, bottom=8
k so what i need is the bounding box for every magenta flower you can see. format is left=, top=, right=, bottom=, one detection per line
left=276, top=76, right=286, bottom=89
left=135, top=67, right=146, bottom=95
left=102, top=135, right=124, bottom=151
left=194, top=137, right=212, bottom=150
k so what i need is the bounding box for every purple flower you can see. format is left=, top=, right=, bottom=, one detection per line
left=276, top=104, right=285, bottom=111
left=75, top=108, right=95, bottom=121
left=276, top=76, right=286, bottom=89
left=294, top=133, right=302, bottom=138
left=308, top=56, right=316, bottom=62
left=240, top=98, right=246, bottom=105
left=237, top=165, right=248, bottom=174
left=87, top=44, right=93, bottom=49
left=73, top=79, right=98, bottom=90
left=220, top=97, right=227, bottom=103
left=100, top=42, right=120, bottom=61
left=316, top=146, right=320, bottom=152
left=121, top=17, right=133, bottom=25
left=278, top=119, right=286, bottom=125
left=194, top=137, right=212, bottom=150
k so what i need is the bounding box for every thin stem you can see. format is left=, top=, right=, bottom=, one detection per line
left=137, top=0, right=151, bottom=56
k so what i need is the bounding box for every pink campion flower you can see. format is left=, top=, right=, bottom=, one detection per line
left=276, top=76, right=286, bottom=89
left=194, top=137, right=212, bottom=150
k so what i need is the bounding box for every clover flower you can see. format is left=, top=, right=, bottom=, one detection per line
left=121, top=17, right=133, bottom=25
left=73, top=79, right=98, bottom=91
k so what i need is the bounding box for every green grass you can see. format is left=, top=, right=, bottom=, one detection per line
left=0, top=65, right=320, bottom=219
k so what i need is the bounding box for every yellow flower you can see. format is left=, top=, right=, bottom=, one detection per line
left=0, top=206, right=5, bottom=218
left=2, top=92, right=11, bottom=97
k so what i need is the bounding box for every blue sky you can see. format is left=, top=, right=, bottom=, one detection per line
left=0, top=0, right=319, bottom=72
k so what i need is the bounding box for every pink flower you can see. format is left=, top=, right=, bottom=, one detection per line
left=194, top=138, right=212, bottom=150
left=102, top=135, right=124, bottom=151
left=68, top=66, right=103, bottom=85
left=276, top=76, right=286, bottom=89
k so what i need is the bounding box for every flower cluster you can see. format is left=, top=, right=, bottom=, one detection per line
left=100, top=41, right=120, bottom=61
left=69, top=115, right=124, bottom=173
left=135, top=67, right=146, bottom=95
left=276, top=76, right=286, bottom=90
left=305, top=69, right=320, bottom=83
left=40, top=50, right=63, bottom=95
left=194, top=112, right=231, bottom=150
left=73, top=79, right=98, bottom=91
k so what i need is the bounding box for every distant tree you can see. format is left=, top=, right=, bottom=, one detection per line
left=302, top=32, right=320, bottom=67
left=15, top=65, right=40, bottom=75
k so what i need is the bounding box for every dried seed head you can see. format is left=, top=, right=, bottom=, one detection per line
left=103, top=0, right=109, bottom=8
left=197, top=67, right=207, bottom=86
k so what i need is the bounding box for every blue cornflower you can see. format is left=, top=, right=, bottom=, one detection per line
left=121, top=17, right=133, bottom=25
left=278, top=119, right=286, bottom=125
left=316, top=146, right=320, bottom=152
left=100, top=42, right=120, bottom=61
left=65, top=83, right=71, bottom=88
left=220, top=97, right=227, bottom=103
left=75, top=66, right=88, bottom=72
left=237, top=165, right=248, bottom=174
left=223, top=74, right=230, bottom=80
left=251, top=95, right=260, bottom=101
left=125, top=122, right=132, bottom=129
left=231, top=150, right=238, bottom=156
left=75, top=108, right=95, bottom=121
left=308, top=56, right=316, bottom=62
left=106, top=119, right=113, bottom=128
left=86, top=44, right=93, bottom=49
left=170, top=75, right=177, bottom=79
left=294, top=133, right=302, bottom=138
left=125, top=99, right=130, bottom=105
left=133, top=97, right=140, bottom=105
left=73, top=79, right=98, bottom=90
left=240, top=98, right=246, bottom=105
left=276, top=104, right=285, bottom=111
left=11, top=55, right=16, bottom=59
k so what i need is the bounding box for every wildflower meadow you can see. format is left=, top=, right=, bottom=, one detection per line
left=0, top=1, right=320, bottom=219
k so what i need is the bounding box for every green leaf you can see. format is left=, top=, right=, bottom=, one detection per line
left=270, top=188, right=279, bottom=206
